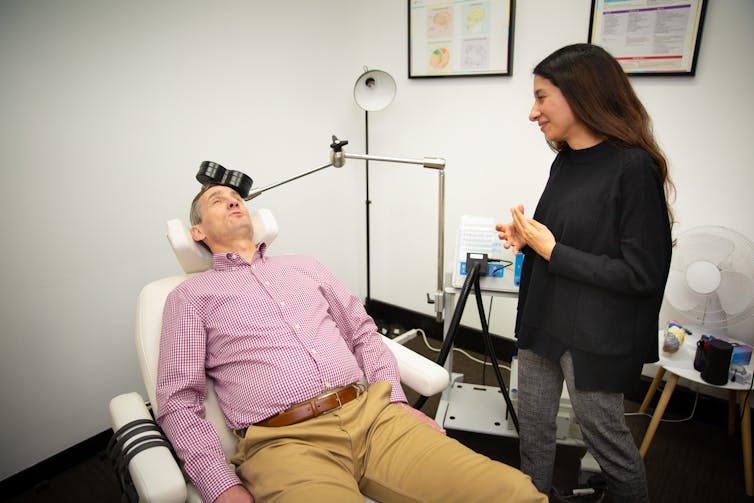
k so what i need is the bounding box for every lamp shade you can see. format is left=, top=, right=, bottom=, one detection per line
left=353, top=69, right=396, bottom=112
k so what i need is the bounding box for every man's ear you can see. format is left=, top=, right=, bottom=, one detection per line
left=191, top=225, right=206, bottom=243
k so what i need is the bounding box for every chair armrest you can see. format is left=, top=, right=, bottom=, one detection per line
left=109, top=392, right=187, bottom=503
left=381, top=335, right=450, bottom=396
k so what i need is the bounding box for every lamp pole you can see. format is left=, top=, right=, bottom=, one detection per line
left=365, top=110, right=372, bottom=305
left=354, top=67, right=396, bottom=308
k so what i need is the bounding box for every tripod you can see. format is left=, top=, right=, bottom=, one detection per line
left=414, top=258, right=519, bottom=433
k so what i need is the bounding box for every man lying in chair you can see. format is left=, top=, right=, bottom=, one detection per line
left=156, top=183, right=546, bottom=503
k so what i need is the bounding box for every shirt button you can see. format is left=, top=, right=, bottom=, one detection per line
left=312, top=349, right=318, bottom=355
left=324, top=381, right=331, bottom=387
left=279, top=301, right=285, bottom=307
left=264, top=281, right=270, bottom=286
left=294, top=323, right=300, bottom=329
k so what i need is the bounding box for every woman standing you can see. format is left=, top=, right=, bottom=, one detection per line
left=497, top=43, right=673, bottom=502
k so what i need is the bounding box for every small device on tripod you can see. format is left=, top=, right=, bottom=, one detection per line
left=414, top=252, right=519, bottom=433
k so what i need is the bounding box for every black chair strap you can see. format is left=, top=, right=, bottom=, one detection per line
left=115, top=433, right=172, bottom=473
left=108, top=421, right=162, bottom=463
left=108, top=414, right=177, bottom=503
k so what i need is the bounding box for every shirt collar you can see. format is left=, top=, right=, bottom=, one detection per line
left=211, top=243, right=268, bottom=271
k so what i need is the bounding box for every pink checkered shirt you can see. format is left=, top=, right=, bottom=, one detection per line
left=155, top=246, right=406, bottom=502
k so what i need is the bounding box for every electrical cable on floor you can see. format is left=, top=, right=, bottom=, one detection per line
left=417, top=328, right=511, bottom=372
left=624, top=389, right=699, bottom=423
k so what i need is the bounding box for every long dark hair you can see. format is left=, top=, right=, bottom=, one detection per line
left=534, top=43, right=675, bottom=226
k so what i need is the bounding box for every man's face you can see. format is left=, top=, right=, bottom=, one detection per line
left=191, top=185, right=253, bottom=248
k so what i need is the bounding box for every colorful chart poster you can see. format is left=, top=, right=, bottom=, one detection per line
left=409, top=0, right=514, bottom=78
left=589, top=0, right=708, bottom=75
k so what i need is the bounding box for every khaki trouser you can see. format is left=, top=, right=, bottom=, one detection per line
left=230, top=381, right=546, bottom=503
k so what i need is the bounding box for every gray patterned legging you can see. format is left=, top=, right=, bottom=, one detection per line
left=517, top=348, right=649, bottom=502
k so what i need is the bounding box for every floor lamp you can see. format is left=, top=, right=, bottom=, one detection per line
left=353, top=67, right=397, bottom=306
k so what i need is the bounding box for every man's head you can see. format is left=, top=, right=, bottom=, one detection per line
left=190, top=184, right=254, bottom=253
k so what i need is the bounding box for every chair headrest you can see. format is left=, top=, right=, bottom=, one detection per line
left=166, top=208, right=279, bottom=274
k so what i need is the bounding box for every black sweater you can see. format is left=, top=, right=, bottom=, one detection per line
left=516, top=140, right=672, bottom=393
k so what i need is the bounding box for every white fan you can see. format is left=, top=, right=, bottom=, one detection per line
left=664, top=226, right=754, bottom=340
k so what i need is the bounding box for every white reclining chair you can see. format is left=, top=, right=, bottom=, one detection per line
left=109, top=209, right=450, bottom=503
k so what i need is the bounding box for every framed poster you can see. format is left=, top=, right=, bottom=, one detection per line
left=588, top=0, right=708, bottom=76
left=408, top=0, right=515, bottom=78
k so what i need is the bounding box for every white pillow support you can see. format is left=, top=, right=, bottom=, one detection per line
left=167, top=208, right=279, bottom=274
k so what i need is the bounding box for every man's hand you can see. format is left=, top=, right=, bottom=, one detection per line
left=509, top=205, right=555, bottom=261
left=496, top=204, right=528, bottom=254
left=215, top=485, right=254, bottom=503
left=394, top=402, right=446, bottom=434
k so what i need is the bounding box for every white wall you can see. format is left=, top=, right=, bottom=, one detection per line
left=0, top=0, right=368, bottom=480
left=1, top=0, right=752, bottom=480
left=362, top=0, right=754, bottom=339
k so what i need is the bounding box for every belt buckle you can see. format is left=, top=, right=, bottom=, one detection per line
left=319, top=388, right=344, bottom=415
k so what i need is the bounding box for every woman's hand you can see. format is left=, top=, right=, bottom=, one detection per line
left=510, top=205, right=556, bottom=261
left=496, top=204, right=528, bottom=254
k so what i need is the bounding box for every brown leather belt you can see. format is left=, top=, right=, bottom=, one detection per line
left=234, top=383, right=364, bottom=436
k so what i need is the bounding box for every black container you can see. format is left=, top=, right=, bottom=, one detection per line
left=701, top=339, right=733, bottom=385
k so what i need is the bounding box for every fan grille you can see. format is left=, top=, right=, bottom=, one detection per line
left=664, top=226, right=754, bottom=335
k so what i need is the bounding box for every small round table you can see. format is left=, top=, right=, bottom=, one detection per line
left=639, top=332, right=754, bottom=496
